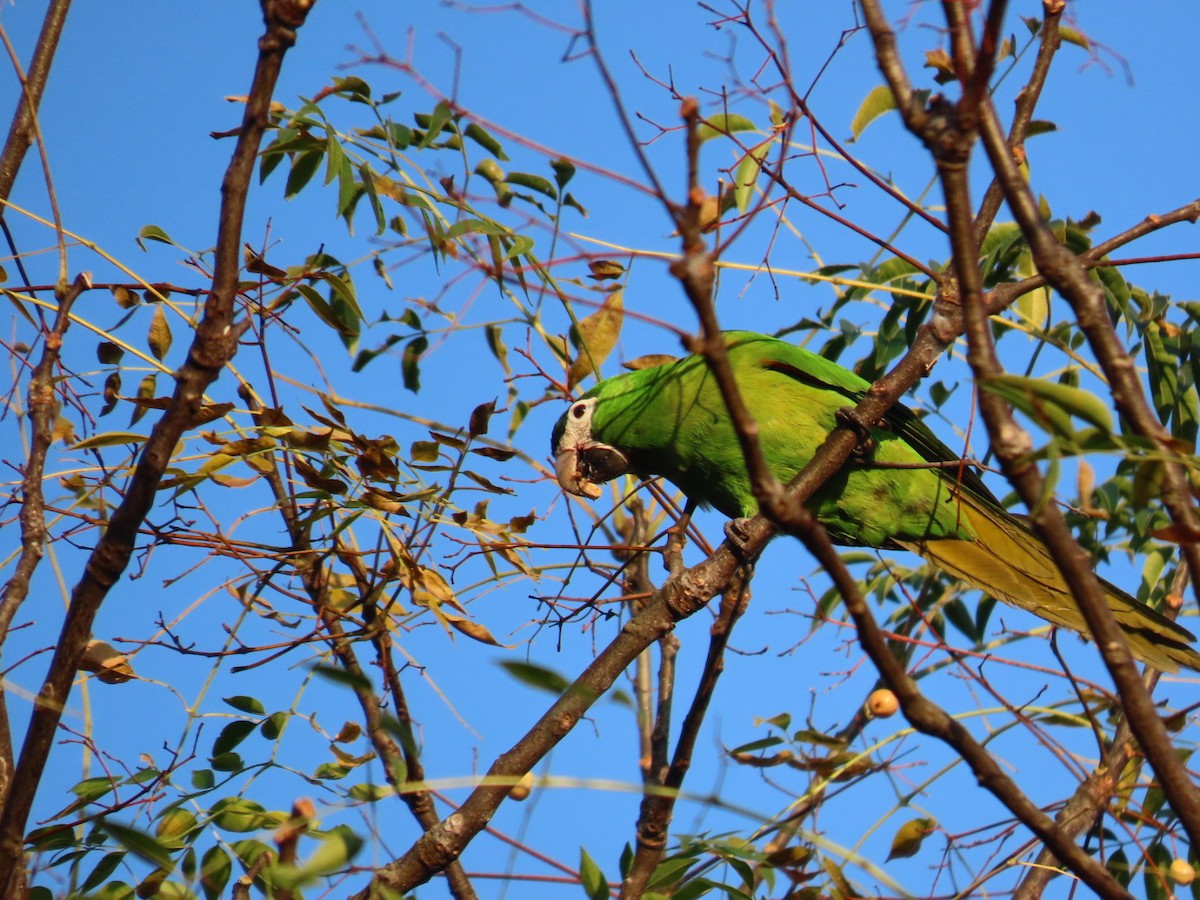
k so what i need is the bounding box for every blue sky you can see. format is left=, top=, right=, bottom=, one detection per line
left=2, top=2, right=1199, bottom=897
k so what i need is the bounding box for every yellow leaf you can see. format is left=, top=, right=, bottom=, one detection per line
left=79, top=640, right=135, bottom=684
left=887, top=817, right=936, bottom=861
left=148, top=304, right=172, bottom=361
left=849, top=84, right=896, bottom=140
left=446, top=614, right=513, bottom=648
left=567, top=290, right=624, bottom=389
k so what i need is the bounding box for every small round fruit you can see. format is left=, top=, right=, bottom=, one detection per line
left=1169, top=857, right=1195, bottom=885
left=868, top=689, right=899, bottom=718
left=510, top=772, right=534, bottom=801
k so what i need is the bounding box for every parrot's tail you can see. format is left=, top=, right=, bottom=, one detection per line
left=896, top=495, right=1200, bottom=672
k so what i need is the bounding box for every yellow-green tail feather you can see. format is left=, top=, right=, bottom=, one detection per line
left=897, top=495, right=1200, bottom=672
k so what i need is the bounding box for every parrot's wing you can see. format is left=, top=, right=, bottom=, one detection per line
left=744, top=334, right=998, bottom=506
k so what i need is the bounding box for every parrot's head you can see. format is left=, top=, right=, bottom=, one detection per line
left=550, top=394, right=631, bottom=500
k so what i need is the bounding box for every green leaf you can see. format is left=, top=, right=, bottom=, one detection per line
left=71, top=775, right=119, bottom=802
left=223, top=695, right=265, bottom=715
left=1059, top=26, right=1090, bottom=50
left=417, top=99, right=454, bottom=149
left=336, top=157, right=360, bottom=220
left=1106, top=847, right=1132, bottom=887
left=579, top=847, right=609, bottom=900
left=212, top=720, right=257, bottom=757
left=849, top=84, right=897, bottom=140
left=332, top=75, right=372, bottom=101
left=728, top=735, right=783, bottom=755
left=155, top=808, right=199, bottom=849
left=348, top=782, right=396, bottom=802
left=315, top=762, right=351, bottom=780
left=70, top=431, right=147, bottom=451
left=733, top=146, right=767, bottom=214
left=754, top=711, right=791, bottom=731
left=136, top=224, right=174, bottom=250
left=1145, top=841, right=1171, bottom=900
left=285, top=150, right=324, bottom=198
left=261, top=711, right=288, bottom=740
left=296, top=284, right=350, bottom=337
left=446, top=217, right=509, bottom=239
left=103, top=820, right=174, bottom=869
left=402, top=335, right=428, bottom=393
left=387, top=122, right=413, bottom=147
left=1132, top=460, right=1161, bottom=511
left=697, top=112, right=757, bottom=143
left=942, top=598, right=979, bottom=642
left=78, top=851, right=126, bottom=894
left=324, top=131, right=345, bottom=186
left=551, top=157, right=576, bottom=189
left=210, top=752, right=244, bottom=772
left=200, top=845, right=232, bottom=900
left=464, top=122, right=508, bottom=160
left=981, top=374, right=1114, bottom=438
left=505, top=171, right=557, bottom=198
left=209, top=797, right=274, bottom=833
left=269, top=826, right=364, bottom=888
left=505, top=234, right=534, bottom=260
left=499, top=660, right=570, bottom=694
left=474, top=158, right=505, bottom=184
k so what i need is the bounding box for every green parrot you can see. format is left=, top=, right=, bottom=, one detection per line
left=551, top=330, right=1200, bottom=672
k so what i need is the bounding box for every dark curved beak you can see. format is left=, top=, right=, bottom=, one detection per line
left=554, top=445, right=629, bottom=500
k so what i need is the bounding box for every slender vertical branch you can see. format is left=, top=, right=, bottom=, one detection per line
left=973, top=0, right=1063, bottom=242
left=0, top=271, right=88, bottom=899
left=622, top=574, right=749, bottom=898
left=963, top=19, right=1200, bottom=851
left=0, top=0, right=72, bottom=201
left=0, top=2, right=316, bottom=890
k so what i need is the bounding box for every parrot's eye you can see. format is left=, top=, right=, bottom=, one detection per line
left=572, top=402, right=588, bottom=419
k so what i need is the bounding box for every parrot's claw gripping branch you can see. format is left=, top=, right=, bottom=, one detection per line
left=835, top=406, right=878, bottom=461
left=722, top=517, right=755, bottom=558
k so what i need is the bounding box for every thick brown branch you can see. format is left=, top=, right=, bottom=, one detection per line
left=969, top=41, right=1200, bottom=853
left=358, top=538, right=756, bottom=896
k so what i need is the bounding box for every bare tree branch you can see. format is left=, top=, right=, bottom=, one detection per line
left=0, top=0, right=71, bottom=201
left=0, top=1, right=317, bottom=889
left=962, top=9, right=1200, bottom=854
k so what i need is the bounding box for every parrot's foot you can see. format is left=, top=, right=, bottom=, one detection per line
left=836, top=406, right=876, bottom=460
left=723, top=517, right=754, bottom=556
